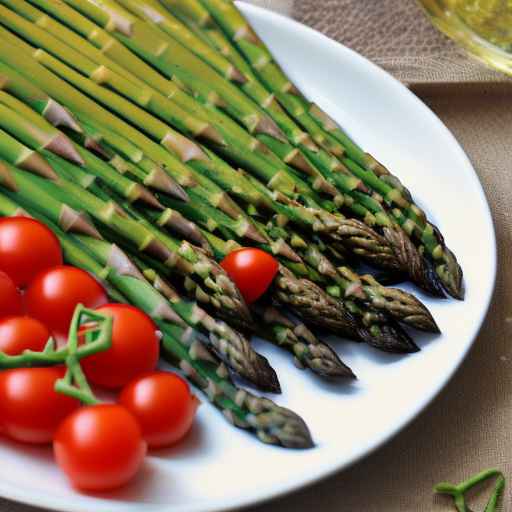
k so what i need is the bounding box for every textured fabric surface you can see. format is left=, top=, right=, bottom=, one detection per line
left=1, top=2, right=511, bottom=512
left=249, top=0, right=512, bottom=87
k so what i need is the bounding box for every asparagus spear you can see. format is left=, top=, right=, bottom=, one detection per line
left=158, top=0, right=338, bottom=152
left=48, top=158, right=257, bottom=332
left=122, top=0, right=245, bottom=82
left=0, top=91, right=83, bottom=165
left=42, top=62, right=380, bottom=264
left=94, top=246, right=311, bottom=445
left=198, top=218, right=365, bottom=340
left=123, top=0, right=246, bottom=84
left=155, top=225, right=356, bottom=375
left=0, top=51, right=292, bottom=260
left=64, top=132, right=210, bottom=253
left=253, top=305, right=355, bottom=379
left=0, top=159, right=103, bottom=239
left=235, top=164, right=440, bottom=297
left=131, top=204, right=214, bottom=255
left=64, top=118, right=188, bottom=200
left=2, top=21, right=444, bottom=304
left=118, top=6, right=330, bottom=194
left=0, top=126, right=57, bottom=180
left=0, top=60, right=82, bottom=133
left=160, top=320, right=314, bottom=448
left=29, top=49, right=272, bottom=238
left=0, top=194, right=308, bottom=447
left=92, top=183, right=345, bottom=346
left=154, top=0, right=450, bottom=296
left=0, top=9, right=220, bottom=154
left=0, top=41, right=204, bottom=201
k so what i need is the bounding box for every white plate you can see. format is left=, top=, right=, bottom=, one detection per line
left=0, top=4, right=496, bottom=512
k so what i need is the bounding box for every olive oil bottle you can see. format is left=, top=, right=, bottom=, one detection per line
left=419, top=0, right=512, bottom=75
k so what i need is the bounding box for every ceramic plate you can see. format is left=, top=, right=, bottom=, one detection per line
left=0, top=3, right=496, bottom=512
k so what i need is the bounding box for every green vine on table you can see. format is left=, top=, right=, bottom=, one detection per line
left=0, top=304, right=112, bottom=404
left=435, top=468, right=506, bottom=512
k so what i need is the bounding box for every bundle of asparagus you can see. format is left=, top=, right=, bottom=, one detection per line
left=0, top=0, right=462, bottom=449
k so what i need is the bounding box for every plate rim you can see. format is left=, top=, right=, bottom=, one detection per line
left=0, top=3, right=497, bottom=512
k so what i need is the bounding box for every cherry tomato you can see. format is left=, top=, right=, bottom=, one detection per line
left=81, top=304, right=159, bottom=390
left=54, top=404, right=146, bottom=491
left=0, top=316, right=50, bottom=355
left=220, top=248, right=279, bottom=304
left=120, top=372, right=199, bottom=448
left=0, top=217, right=62, bottom=287
left=0, top=367, right=79, bottom=444
left=0, top=271, right=23, bottom=320
left=24, top=266, right=108, bottom=340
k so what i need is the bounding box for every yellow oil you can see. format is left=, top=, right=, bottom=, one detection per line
left=418, top=0, right=512, bottom=75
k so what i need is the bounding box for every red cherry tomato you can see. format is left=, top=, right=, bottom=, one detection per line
left=24, top=266, right=108, bottom=339
left=120, top=372, right=199, bottom=448
left=0, top=316, right=50, bottom=355
left=54, top=404, right=147, bottom=491
left=0, top=217, right=62, bottom=287
left=220, top=248, right=279, bottom=304
left=0, top=367, right=79, bottom=444
left=81, top=304, right=159, bottom=390
left=0, top=271, right=23, bottom=320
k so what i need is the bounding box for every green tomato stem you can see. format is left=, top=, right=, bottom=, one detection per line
left=0, top=304, right=112, bottom=405
left=434, top=469, right=506, bottom=512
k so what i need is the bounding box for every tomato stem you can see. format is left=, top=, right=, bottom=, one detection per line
left=55, top=360, right=100, bottom=406
left=434, top=469, right=506, bottom=512
left=0, top=304, right=112, bottom=404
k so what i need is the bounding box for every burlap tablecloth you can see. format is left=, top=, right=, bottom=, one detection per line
left=1, top=2, right=511, bottom=511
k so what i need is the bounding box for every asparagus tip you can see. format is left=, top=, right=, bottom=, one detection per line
left=287, top=149, right=317, bottom=176
left=0, top=161, right=18, bottom=192
left=383, top=226, right=447, bottom=298
left=59, top=206, right=103, bottom=240
left=274, top=239, right=302, bottom=263
left=228, top=66, right=247, bottom=84
left=147, top=166, right=189, bottom=201
left=438, top=247, right=465, bottom=300
left=85, top=137, right=111, bottom=160
left=198, top=124, right=226, bottom=146
left=310, top=348, right=357, bottom=379
left=244, top=222, right=268, bottom=244
left=256, top=353, right=282, bottom=393
left=43, top=99, right=83, bottom=134
left=358, top=323, right=420, bottom=354
left=45, top=134, right=85, bottom=166
left=136, top=185, right=164, bottom=210
left=299, top=133, right=319, bottom=152
left=259, top=405, right=315, bottom=449
left=253, top=114, right=287, bottom=142
left=20, top=153, right=58, bottom=181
